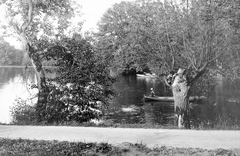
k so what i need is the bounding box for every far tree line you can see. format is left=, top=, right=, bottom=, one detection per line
left=0, top=37, right=26, bottom=66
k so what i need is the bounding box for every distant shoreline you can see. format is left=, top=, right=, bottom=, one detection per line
left=0, top=66, right=29, bottom=68
left=0, top=66, right=54, bottom=68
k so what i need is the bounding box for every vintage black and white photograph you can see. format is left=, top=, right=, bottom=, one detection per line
left=0, top=0, right=240, bottom=155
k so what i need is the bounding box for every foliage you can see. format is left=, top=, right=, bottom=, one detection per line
left=10, top=98, right=37, bottom=125
left=190, top=74, right=216, bottom=97
left=32, top=34, right=116, bottom=124
left=96, top=0, right=235, bottom=78
left=2, top=0, right=82, bottom=40
left=2, top=0, right=105, bottom=124
left=1, top=0, right=83, bottom=66
left=213, top=0, right=240, bottom=79
left=95, top=0, right=237, bottom=129
left=0, top=37, right=24, bottom=65
left=0, top=138, right=237, bottom=156
left=10, top=35, right=116, bottom=124
left=95, top=1, right=151, bottom=72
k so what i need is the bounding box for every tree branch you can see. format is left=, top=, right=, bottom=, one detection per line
left=190, top=62, right=208, bottom=85
left=182, top=33, right=198, bottom=71
left=163, top=76, right=172, bottom=88
left=9, top=20, right=20, bottom=33
left=207, top=42, right=228, bottom=64
left=20, top=0, right=34, bottom=33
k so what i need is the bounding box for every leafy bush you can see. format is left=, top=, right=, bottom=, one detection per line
left=10, top=98, right=37, bottom=125
left=10, top=34, right=116, bottom=125
left=34, top=34, right=116, bottom=124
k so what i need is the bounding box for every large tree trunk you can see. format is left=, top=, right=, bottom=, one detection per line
left=12, top=0, right=49, bottom=122
left=172, top=69, right=191, bottom=129
left=25, top=43, right=49, bottom=121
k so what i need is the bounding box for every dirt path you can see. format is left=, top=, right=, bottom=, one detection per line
left=0, top=125, right=240, bottom=150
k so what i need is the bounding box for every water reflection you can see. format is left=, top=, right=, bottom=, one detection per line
left=109, top=75, right=174, bottom=125
left=0, top=67, right=36, bottom=123
left=0, top=67, right=240, bottom=128
left=143, top=102, right=174, bottom=125
left=111, top=74, right=240, bottom=128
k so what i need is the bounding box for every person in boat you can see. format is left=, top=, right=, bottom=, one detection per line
left=150, top=88, right=155, bottom=97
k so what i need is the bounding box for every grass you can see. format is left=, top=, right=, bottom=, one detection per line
left=0, top=138, right=238, bottom=156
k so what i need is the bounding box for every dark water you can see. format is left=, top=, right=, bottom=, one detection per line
left=107, top=75, right=175, bottom=125
left=108, top=75, right=240, bottom=128
left=1, top=67, right=240, bottom=128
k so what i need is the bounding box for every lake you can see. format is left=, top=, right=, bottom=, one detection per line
left=1, top=67, right=240, bottom=128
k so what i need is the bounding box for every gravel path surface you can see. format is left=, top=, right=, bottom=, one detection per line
left=0, top=125, right=240, bottom=150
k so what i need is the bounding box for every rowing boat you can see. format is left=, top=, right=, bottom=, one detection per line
left=143, top=95, right=206, bottom=102
left=136, top=73, right=157, bottom=78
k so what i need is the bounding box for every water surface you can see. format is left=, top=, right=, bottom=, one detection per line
left=0, top=67, right=240, bottom=128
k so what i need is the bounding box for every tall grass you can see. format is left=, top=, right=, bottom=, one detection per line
left=0, top=138, right=237, bottom=156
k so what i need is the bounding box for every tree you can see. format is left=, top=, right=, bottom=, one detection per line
left=96, top=1, right=152, bottom=72
left=97, top=0, right=233, bottom=128
left=2, top=0, right=82, bottom=120
left=213, top=0, right=240, bottom=79
left=41, top=34, right=116, bottom=123
left=163, top=0, right=232, bottom=128
left=0, top=37, right=24, bottom=65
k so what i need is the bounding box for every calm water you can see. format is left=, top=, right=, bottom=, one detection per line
left=1, top=67, right=240, bottom=128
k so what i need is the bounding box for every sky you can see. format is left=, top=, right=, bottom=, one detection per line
left=3, top=0, right=134, bottom=49
left=79, top=0, right=134, bottom=32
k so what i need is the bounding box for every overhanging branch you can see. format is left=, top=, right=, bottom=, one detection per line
left=20, top=0, right=34, bottom=33
left=190, top=62, right=208, bottom=85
